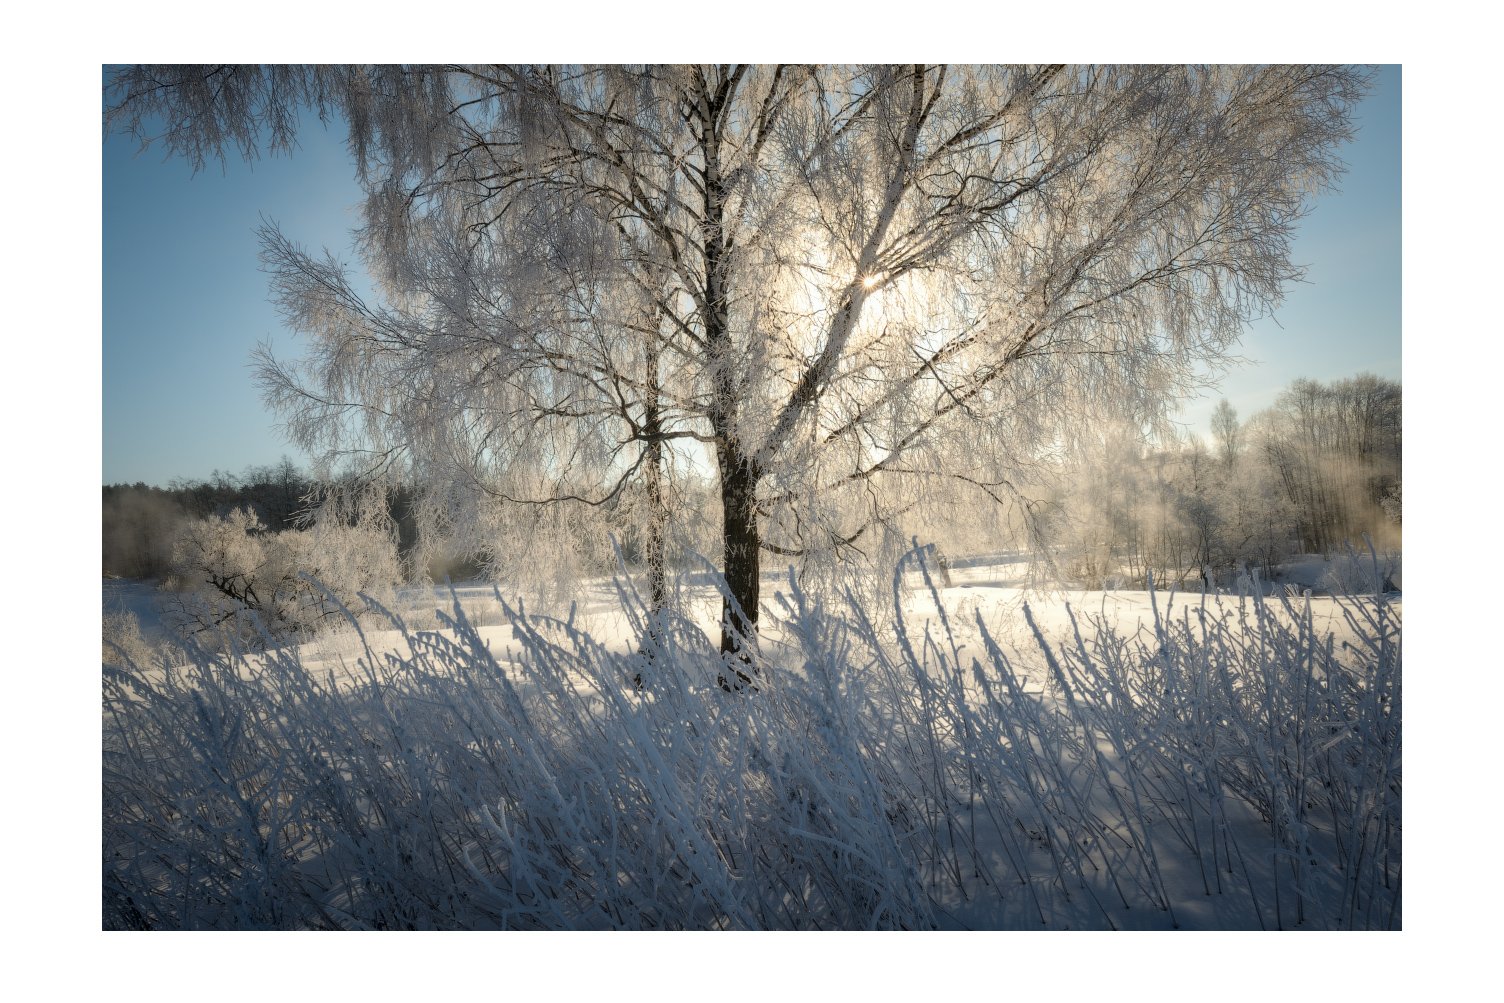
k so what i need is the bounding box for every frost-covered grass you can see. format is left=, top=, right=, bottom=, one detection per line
left=102, top=549, right=1399, bottom=930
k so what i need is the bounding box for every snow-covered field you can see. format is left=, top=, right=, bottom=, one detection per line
left=102, top=551, right=1400, bottom=930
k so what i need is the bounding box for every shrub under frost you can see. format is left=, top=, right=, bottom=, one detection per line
left=162, top=507, right=401, bottom=649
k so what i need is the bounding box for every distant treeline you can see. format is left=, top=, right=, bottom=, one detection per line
left=105, top=459, right=307, bottom=579
left=104, top=372, right=1400, bottom=590
left=1048, top=372, right=1401, bottom=588
left=102, top=458, right=482, bottom=582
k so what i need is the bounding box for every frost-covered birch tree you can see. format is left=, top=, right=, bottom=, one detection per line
left=107, top=64, right=1367, bottom=662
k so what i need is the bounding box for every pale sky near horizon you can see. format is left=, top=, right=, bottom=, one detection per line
left=101, top=65, right=1401, bottom=487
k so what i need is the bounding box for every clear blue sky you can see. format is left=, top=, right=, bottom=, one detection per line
left=1178, top=64, right=1401, bottom=434
left=101, top=65, right=1401, bottom=486
left=103, top=115, right=362, bottom=485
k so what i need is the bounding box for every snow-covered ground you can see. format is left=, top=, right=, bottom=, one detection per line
left=102, top=551, right=1401, bottom=930
left=300, top=567, right=1397, bottom=699
left=105, top=551, right=1397, bottom=686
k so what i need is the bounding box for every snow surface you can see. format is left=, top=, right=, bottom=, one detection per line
left=106, top=553, right=1396, bottom=690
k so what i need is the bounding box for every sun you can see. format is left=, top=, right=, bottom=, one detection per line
left=861, top=273, right=882, bottom=290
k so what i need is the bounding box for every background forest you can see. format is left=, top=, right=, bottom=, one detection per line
left=105, top=371, right=1401, bottom=643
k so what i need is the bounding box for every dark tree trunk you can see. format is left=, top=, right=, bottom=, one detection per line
left=693, top=69, right=759, bottom=688
left=710, top=432, right=765, bottom=690
left=643, top=336, right=668, bottom=615
left=717, top=439, right=760, bottom=688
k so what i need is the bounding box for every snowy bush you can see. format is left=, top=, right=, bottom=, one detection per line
left=102, top=608, right=184, bottom=670
left=103, top=548, right=1399, bottom=930
left=163, top=507, right=401, bottom=648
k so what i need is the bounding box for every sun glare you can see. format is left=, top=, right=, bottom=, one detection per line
left=862, top=274, right=882, bottom=290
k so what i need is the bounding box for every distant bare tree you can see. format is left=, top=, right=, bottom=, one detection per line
left=1212, top=399, right=1241, bottom=470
